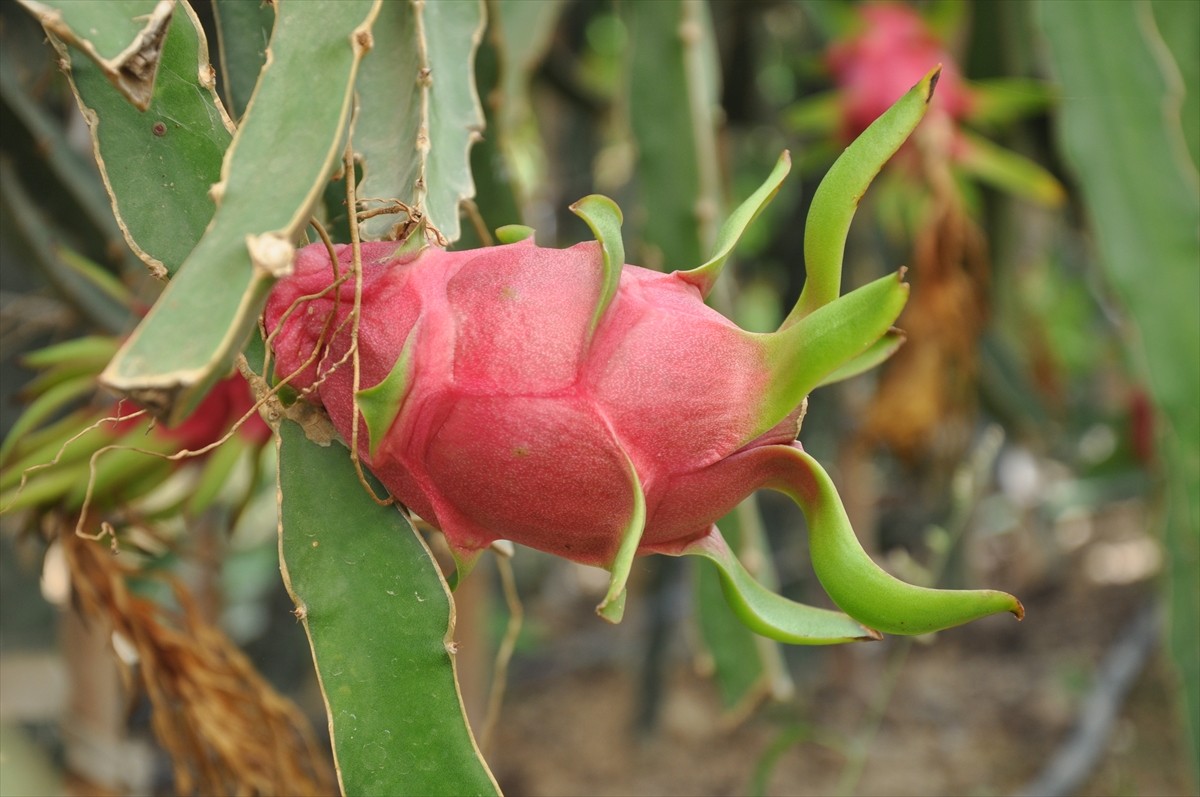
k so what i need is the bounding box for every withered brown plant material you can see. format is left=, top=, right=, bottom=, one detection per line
left=60, top=522, right=335, bottom=796
left=862, top=195, right=989, bottom=465
left=862, top=115, right=990, bottom=470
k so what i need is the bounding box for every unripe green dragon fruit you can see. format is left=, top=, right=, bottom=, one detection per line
left=265, top=69, right=1021, bottom=643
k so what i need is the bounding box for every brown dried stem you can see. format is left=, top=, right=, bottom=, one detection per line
left=60, top=521, right=336, bottom=795
left=479, top=551, right=523, bottom=755
left=342, top=143, right=393, bottom=506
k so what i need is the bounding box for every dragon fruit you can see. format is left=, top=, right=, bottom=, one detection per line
left=264, top=69, right=1021, bottom=643
left=827, top=3, right=973, bottom=141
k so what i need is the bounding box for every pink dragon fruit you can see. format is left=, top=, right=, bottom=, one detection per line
left=827, top=3, right=972, bottom=142
left=264, top=69, right=1021, bottom=643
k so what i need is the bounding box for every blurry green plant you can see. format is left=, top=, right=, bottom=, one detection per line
left=789, top=2, right=1064, bottom=472
left=1036, top=0, right=1200, bottom=778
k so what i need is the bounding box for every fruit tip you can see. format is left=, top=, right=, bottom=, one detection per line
left=595, top=590, right=627, bottom=624
left=927, top=65, right=943, bottom=101
left=1011, top=597, right=1025, bottom=621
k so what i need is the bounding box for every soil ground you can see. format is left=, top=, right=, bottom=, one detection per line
left=487, top=501, right=1197, bottom=797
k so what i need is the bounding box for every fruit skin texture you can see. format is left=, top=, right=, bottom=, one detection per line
left=265, top=238, right=797, bottom=569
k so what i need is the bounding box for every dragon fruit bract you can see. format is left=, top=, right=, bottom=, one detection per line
left=265, top=70, right=1021, bottom=642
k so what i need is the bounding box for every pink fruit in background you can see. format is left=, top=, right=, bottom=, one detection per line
left=264, top=70, right=1021, bottom=642
left=116, top=372, right=270, bottom=450
left=828, top=3, right=972, bottom=140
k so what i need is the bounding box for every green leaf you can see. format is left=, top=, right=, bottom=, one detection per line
left=815, top=329, right=906, bottom=388
left=100, top=1, right=381, bottom=426
left=954, top=130, right=1065, bottom=207
left=749, top=724, right=833, bottom=797
left=0, top=410, right=118, bottom=491
left=55, top=248, right=136, bottom=312
left=773, top=445, right=1023, bottom=635
left=677, top=152, right=791, bottom=298
left=623, top=0, right=722, bottom=271
left=677, top=526, right=880, bottom=645
left=756, top=270, right=908, bottom=439
left=494, top=225, right=535, bottom=244
left=277, top=421, right=499, bottom=797
left=354, top=0, right=485, bottom=242
left=47, top=0, right=233, bottom=278
left=61, top=433, right=179, bottom=510
left=1, top=460, right=92, bottom=513
left=447, top=547, right=483, bottom=592
left=19, top=361, right=98, bottom=402
left=965, top=77, right=1058, bottom=130
left=1037, top=0, right=1200, bottom=776
left=0, top=426, right=177, bottom=514
left=785, top=66, right=938, bottom=327
left=596, top=452, right=646, bottom=624
left=21, top=336, right=120, bottom=371
left=18, top=0, right=173, bottom=109
left=785, top=90, right=840, bottom=136
left=569, top=194, right=625, bottom=334
left=694, top=540, right=765, bottom=706
left=357, top=328, right=418, bottom=458
left=695, top=501, right=794, bottom=710
left=211, top=0, right=274, bottom=122
left=0, top=376, right=97, bottom=465
left=186, top=431, right=251, bottom=516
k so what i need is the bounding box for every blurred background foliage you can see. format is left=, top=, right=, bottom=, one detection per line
left=0, top=1, right=1196, bottom=795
